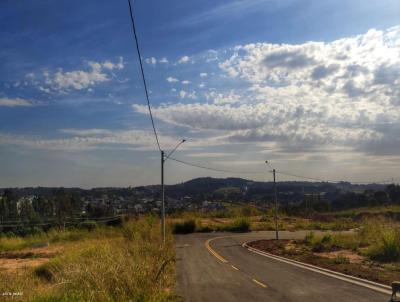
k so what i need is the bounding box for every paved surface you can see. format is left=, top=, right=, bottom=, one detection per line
left=175, top=231, right=391, bottom=302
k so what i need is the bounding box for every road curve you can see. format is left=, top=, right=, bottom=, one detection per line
left=175, top=231, right=390, bottom=302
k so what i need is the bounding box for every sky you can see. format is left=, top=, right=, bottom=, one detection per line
left=0, top=0, right=399, bottom=188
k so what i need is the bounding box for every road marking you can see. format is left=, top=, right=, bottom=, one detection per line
left=243, top=243, right=391, bottom=295
left=204, top=236, right=269, bottom=290
left=252, top=278, right=268, bottom=288
left=205, top=237, right=228, bottom=263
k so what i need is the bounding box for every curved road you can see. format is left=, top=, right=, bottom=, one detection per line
left=175, top=231, right=391, bottom=302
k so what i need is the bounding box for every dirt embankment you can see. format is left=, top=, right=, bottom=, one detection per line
left=248, top=239, right=399, bottom=286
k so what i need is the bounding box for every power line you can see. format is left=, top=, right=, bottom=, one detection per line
left=168, top=156, right=264, bottom=175
left=168, top=156, right=394, bottom=185
left=127, top=0, right=161, bottom=151
left=275, top=170, right=394, bottom=185
left=275, top=171, right=333, bottom=183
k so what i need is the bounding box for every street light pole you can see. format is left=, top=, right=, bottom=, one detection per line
left=160, top=139, right=186, bottom=244
left=266, top=161, right=279, bottom=240
left=273, top=168, right=279, bottom=240
left=161, top=150, right=165, bottom=243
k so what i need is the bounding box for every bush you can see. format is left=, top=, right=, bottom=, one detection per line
left=224, top=218, right=251, bottom=233
left=34, top=263, right=56, bottom=282
left=172, top=219, right=196, bottom=234
left=196, top=225, right=214, bottom=233
left=304, top=232, right=337, bottom=252
left=368, top=229, right=400, bottom=262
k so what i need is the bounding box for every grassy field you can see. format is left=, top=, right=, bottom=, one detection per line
left=169, top=210, right=358, bottom=234
left=1, top=204, right=399, bottom=300
left=170, top=203, right=400, bottom=234
left=0, top=216, right=177, bottom=302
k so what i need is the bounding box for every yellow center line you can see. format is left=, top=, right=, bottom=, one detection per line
left=252, top=279, right=268, bottom=288
left=205, top=237, right=228, bottom=263
left=205, top=235, right=268, bottom=289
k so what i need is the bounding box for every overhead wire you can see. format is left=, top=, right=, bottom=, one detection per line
left=168, top=156, right=265, bottom=175
left=168, top=156, right=394, bottom=185
left=127, top=0, right=161, bottom=151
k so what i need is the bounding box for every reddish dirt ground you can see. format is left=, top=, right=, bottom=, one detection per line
left=0, top=245, right=62, bottom=272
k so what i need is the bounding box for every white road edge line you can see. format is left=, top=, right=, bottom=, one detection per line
left=242, top=242, right=392, bottom=296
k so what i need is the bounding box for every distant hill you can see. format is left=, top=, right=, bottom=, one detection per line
left=1, top=177, right=390, bottom=207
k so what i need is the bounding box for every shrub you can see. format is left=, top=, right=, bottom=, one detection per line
left=304, top=232, right=315, bottom=245
left=333, top=255, right=350, bottom=264
left=172, top=219, right=196, bottom=234
left=368, top=228, right=400, bottom=262
left=196, top=225, right=214, bottom=233
left=225, top=218, right=251, bottom=233
left=34, top=263, right=55, bottom=282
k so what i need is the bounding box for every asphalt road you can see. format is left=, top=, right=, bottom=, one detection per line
left=175, top=231, right=391, bottom=302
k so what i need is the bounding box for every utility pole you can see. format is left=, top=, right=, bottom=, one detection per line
left=160, top=139, right=186, bottom=244
left=266, top=161, right=279, bottom=240
left=161, top=150, right=165, bottom=243
left=273, top=168, right=279, bottom=240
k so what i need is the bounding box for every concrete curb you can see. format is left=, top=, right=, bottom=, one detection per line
left=242, top=242, right=392, bottom=296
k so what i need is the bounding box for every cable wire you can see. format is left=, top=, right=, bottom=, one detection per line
left=168, top=156, right=394, bottom=185
left=275, top=170, right=394, bottom=184
left=169, top=157, right=265, bottom=175
left=127, top=0, right=161, bottom=151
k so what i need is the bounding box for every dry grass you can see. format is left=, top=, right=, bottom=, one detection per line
left=0, top=216, right=177, bottom=302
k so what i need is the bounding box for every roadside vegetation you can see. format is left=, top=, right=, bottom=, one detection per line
left=0, top=216, right=177, bottom=302
left=169, top=203, right=359, bottom=234
left=248, top=217, right=400, bottom=285
left=172, top=217, right=251, bottom=234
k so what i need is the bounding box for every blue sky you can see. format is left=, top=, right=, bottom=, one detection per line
left=0, top=0, right=399, bottom=187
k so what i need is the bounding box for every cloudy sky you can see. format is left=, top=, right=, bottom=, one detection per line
left=0, top=0, right=399, bottom=188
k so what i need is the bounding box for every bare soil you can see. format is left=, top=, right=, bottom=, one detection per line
left=0, top=244, right=61, bottom=272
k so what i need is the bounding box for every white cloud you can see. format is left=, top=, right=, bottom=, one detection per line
left=25, top=72, right=35, bottom=79
left=200, top=72, right=208, bottom=78
left=0, top=97, right=33, bottom=107
left=102, top=57, right=124, bottom=70
left=0, top=128, right=183, bottom=152
left=159, top=57, right=169, bottom=64
left=38, top=86, right=51, bottom=93
left=133, top=26, right=400, bottom=156
left=179, top=90, right=187, bottom=98
left=205, top=90, right=240, bottom=105
left=166, top=76, right=179, bottom=83
left=34, top=58, right=125, bottom=92
left=178, top=55, right=190, bottom=64
left=145, top=57, right=157, bottom=65
left=187, top=152, right=235, bottom=158
left=181, top=80, right=190, bottom=85
left=54, top=65, right=108, bottom=90
left=198, top=83, right=205, bottom=88
left=178, top=90, right=196, bottom=99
